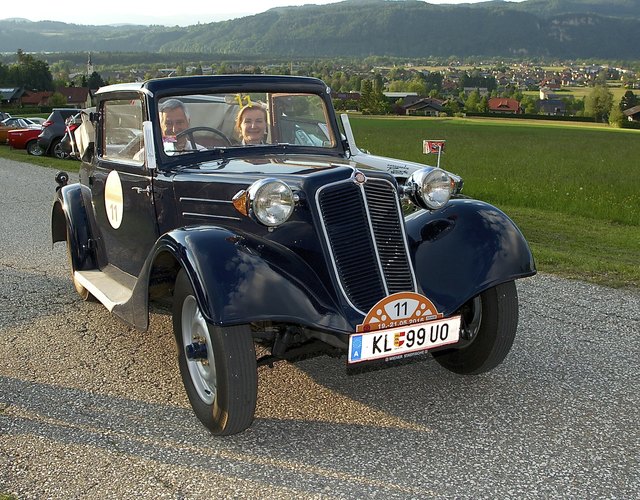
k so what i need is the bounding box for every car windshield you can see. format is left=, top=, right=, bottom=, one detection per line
left=156, top=92, right=336, bottom=157
left=2, top=117, right=33, bottom=127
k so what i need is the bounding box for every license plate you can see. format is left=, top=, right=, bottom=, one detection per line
left=348, top=315, right=461, bottom=364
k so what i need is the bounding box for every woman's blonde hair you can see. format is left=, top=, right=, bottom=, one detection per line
left=235, top=103, right=268, bottom=137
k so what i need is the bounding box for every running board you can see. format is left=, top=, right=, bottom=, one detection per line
left=74, top=266, right=136, bottom=311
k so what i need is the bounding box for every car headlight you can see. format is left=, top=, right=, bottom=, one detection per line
left=404, top=168, right=452, bottom=210
left=233, top=179, right=295, bottom=227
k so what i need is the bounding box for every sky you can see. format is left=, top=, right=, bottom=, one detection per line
left=1, top=0, right=525, bottom=27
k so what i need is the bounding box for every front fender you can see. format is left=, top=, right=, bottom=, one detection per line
left=153, top=226, right=352, bottom=332
left=406, top=199, right=536, bottom=316
left=51, top=183, right=96, bottom=271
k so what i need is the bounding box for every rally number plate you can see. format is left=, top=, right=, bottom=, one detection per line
left=348, top=315, right=461, bottom=364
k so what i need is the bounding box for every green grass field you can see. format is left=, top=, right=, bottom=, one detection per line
left=349, top=116, right=640, bottom=289
left=522, top=84, right=629, bottom=102
left=1, top=116, right=638, bottom=288
left=0, top=147, right=77, bottom=171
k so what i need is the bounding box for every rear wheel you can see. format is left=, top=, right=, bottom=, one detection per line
left=53, top=140, right=69, bottom=159
left=432, top=281, right=518, bottom=375
left=26, top=140, right=44, bottom=156
left=173, top=269, right=257, bottom=435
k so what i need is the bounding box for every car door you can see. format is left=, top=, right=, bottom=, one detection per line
left=91, top=94, right=159, bottom=277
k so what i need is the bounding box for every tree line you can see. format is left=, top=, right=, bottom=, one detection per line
left=0, top=50, right=105, bottom=107
left=1, top=49, right=637, bottom=127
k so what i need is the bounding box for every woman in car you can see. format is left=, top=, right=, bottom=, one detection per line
left=235, top=103, right=268, bottom=145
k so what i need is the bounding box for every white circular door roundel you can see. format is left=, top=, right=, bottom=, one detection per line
left=105, top=170, right=124, bottom=229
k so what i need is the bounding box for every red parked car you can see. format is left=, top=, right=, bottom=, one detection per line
left=7, top=127, right=45, bottom=156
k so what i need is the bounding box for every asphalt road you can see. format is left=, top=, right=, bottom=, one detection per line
left=1, top=158, right=638, bottom=499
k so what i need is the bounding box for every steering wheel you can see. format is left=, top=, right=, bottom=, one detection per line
left=175, top=126, right=232, bottom=148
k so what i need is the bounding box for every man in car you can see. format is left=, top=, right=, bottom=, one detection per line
left=134, top=99, right=202, bottom=160
left=158, top=98, right=205, bottom=153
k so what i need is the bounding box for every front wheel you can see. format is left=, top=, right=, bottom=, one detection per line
left=173, top=269, right=257, bottom=435
left=53, top=140, right=69, bottom=159
left=432, top=281, right=519, bottom=375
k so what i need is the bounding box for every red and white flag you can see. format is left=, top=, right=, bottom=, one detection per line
left=423, top=140, right=446, bottom=155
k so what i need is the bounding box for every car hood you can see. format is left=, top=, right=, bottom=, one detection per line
left=194, top=153, right=380, bottom=179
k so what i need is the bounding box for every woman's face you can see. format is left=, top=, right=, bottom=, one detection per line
left=239, top=108, right=267, bottom=144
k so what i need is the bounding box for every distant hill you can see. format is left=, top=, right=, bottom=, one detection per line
left=1, top=0, right=638, bottom=59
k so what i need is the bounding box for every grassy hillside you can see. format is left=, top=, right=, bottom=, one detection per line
left=349, top=116, right=640, bottom=288
left=1, top=0, right=639, bottom=58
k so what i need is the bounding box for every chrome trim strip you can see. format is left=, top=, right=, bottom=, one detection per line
left=359, top=182, right=390, bottom=296
left=315, top=177, right=418, bottom=316
left=368, top=178, right=418, bottom=292
left=182, top=212, right=241, bottom=221
left=179, top=197, right=232, bottom=204
left=315, top=178, right=368, bottom=316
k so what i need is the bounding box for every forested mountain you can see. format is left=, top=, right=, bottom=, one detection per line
left=1, top=0, right=638, bottom=59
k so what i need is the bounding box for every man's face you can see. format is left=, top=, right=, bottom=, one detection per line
left=160, top=107, right=189, bottom=149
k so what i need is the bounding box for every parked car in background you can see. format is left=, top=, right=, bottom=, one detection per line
left=26, top=117, right=46, bottom=126
left=7, top=127, right=45, bottom=155
left=0, top=111, right=11, bottom=121
left=37, top=108, right=81, bottom=156
left=1, top=117, right=40, bottom=143
left=55, top=112, right=84, bottom=159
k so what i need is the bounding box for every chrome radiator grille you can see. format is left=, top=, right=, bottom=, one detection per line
left=317, top=177, right=416, bottom=314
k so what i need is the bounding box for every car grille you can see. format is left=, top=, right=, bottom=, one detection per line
left=317, top=177, right=416, bottom=314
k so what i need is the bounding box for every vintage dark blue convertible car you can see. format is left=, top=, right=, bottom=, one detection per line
left=52, top=75, right=535, bottom=435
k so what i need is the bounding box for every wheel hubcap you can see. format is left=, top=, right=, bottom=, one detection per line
left=182, top=295, right=216, bottom=404
left=185, top=340, right=208, bottom=361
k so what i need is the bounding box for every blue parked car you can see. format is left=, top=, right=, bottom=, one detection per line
left=52, top=75, right=535, bottom=435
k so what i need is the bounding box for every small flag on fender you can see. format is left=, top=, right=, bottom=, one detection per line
left=423, top=140, right=446, bottom=155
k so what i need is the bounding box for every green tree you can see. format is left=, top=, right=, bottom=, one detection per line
left=620, top=90, right=638, bottom=110
left=464, top=90, right=480, bottom=113
left=373, top=73, right=384, bottom=94
left=424, top=71, right=443, bottom=92
left=87, top=71, right=106, bottom=89
left=563, top=96, right=584, bottom=116
left=49, top=92, right=67, bottom=107
left=388, top=80, right=406, bottom=92
left=478, top=95, right=489, bottom=113
left=360, top=79, right=374, bottom=113
left=364, top=74, right=390, bottom=115
left=584, top=85, right=613, bottom=122
left=460, top=72, right=497, bottom=92
left=443, top=98, right=461, bottom=115
left=594, top=69, right=608, bottom=86
left=520, top=95, right=538, bottom=114
left=347, top=75, right=361, bottom=92
left=609, top=102, right=624, bottom=127
left=5, top=50, right=53, bottom=90
left=407, top=77, right=427, bottom=96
